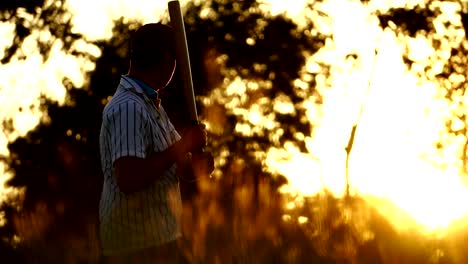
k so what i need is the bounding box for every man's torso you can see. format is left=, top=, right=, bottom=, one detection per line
left=99, top=76, right=182, bottom=255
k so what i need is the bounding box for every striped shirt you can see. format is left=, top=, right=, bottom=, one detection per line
left=99, top=75, right=182, bottom=255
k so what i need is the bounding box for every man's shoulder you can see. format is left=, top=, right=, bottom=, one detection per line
left=103, top=89, right=148, bottom=115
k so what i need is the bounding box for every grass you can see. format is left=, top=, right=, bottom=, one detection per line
left=2, top=175, right=468, bottom=263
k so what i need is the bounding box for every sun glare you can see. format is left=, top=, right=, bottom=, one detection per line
left=65, top=0, right=168, bottom=40
left=264, top=0, right=468, bottom=232
left=266, top=0, right=308, bottom=18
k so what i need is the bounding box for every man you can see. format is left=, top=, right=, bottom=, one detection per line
left=99, top=23, right=212, bottom=263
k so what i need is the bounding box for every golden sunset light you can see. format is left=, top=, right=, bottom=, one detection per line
left=269, top=0, right=468, bottom=232
left=2, top=1, right=468, bottom=261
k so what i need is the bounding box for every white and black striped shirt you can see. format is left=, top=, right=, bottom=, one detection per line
left=99, top=75, right=182, bottom=255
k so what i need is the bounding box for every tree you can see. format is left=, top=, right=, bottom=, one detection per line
left=0, top=0, right=100, bottom=262
left=0, top=0, right=82, bottom=64
left=175, top=0, right=326, bottom=194
left=376, top=1, right=468, bottom=176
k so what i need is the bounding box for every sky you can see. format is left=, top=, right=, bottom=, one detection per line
left=1, top=0, right=468, bottom=232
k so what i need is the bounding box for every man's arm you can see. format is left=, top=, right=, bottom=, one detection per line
left=114, top=123, right=207, bottom=194
left=114, top=139, right=186, bottom=194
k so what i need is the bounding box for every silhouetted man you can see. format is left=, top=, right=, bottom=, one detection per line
left=99, top=23, right=212, bottom=264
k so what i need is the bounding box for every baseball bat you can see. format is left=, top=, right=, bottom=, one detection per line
left=168, top=0, right=199, bottom=124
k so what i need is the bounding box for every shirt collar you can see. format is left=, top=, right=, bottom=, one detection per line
left=120, top=75, right=161, bottom=108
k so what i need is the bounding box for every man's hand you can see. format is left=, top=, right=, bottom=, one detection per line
left=191, top=151, right=214, bottom=179
left=181, top=123, right=207, bottom=153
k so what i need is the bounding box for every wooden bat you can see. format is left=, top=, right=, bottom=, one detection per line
left=168, top=0, right=199, bottom=124
left=169, top=1, right=211, bottom=182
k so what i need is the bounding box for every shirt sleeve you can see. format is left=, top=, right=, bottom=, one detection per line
left=160, top=106, right=181, bottom=143
left=106, top=101, right=148, bottom=163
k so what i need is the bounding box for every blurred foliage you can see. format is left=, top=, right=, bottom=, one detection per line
left=378, top=7, right=436, bottom=37
left=0, top=0, right=83, bottom=64
left=377, top=1, right=468, bottom=174
left=0, top=13, right=134, bottom=264
left=1, top=0, right=468, bottom=263
left=167, top=0, right=327, bottom=191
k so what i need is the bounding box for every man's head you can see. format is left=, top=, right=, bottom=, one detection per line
left=129, top=23, right=176, bottom=90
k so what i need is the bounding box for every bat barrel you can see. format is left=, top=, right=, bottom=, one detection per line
left=168, top=0, right=198, bottom=123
